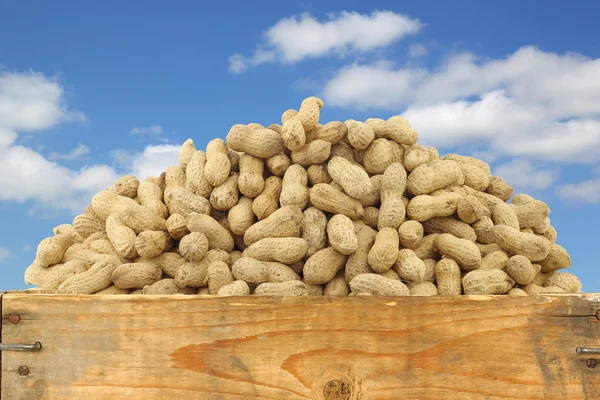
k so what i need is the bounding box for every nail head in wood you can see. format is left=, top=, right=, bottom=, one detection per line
left=8, top=313, right=20, bottom=324
left=18, top=366, right=29, bottom=376
left=587, top=359, right=597, bottom=368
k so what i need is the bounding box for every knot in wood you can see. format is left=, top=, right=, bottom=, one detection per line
left=323, top=379, right=352, bottom=400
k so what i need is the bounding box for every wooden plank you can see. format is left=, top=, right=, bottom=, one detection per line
left=2, top=294, right=600, bottom=399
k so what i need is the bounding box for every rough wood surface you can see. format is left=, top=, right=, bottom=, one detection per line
left=2, top=294, right=600, bottom=399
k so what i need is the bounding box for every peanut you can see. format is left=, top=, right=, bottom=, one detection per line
left=135, top=231, right=171, bottom=259
left=435, top=259, right=462, bottom=295
left=280, top=164, right=309, bottom=209
left=179, top=139, right=196, bottom=170
left=111, top=263, right=162, bottom=289
left=345, top=221, right=377, bottom=282
left=434, top=233, right=481, bottom=271
left=254, top=281, right=308, bottom=296
left=185, top=151, right=213, bottom=197
left=407, top=193, right=463, bottom=222
left=457, top=195, right=485, bottom=224
left=25, top=260, right=88, bottom=291
left=307, top=164, right=332, bottom=185
left=480, top=251, right=509, bottom=270
left=367, top=228, right=399, bottom=273
left=143, top=279, right=196, bottom=295
left=73, top=213, right=105, bottom=238
left=174, top=249, right=230, bottom=288
left=395, top=249, right=428, bottom=283
left=243, top=205, right=302, bottom=245
left=165, top=166, right=186, bottom=188
left=324, top=271, right=350, bottom=296
left=266, top=153, right=291, bottom=177
left=252, top=176, right=282, bottom=220
left=291, top=140, right=331, bottom=166
left=378, top=163, right=407, bottom=229
left=303, top=247, right=347, bottom=285
left=462, top=269, right=515, bottom=295
left=217, top=280, right=250, bottom=296
left=491, top=225, right=550, bottom=261
left=523, top=284, right=565, bottom=295
left=328, top=156, right=372, bottom=200
left=327, top=214, right=358, bottom=255
left=403, top=144, right=430, bottom=172
left=422, top=217, right=477, bottom=241
left=406, top=160, right=464, bottom=196
left=309, top=184, right=364, bottom=219
left=361, top=206, right=379, bottom=229
left=544, top=272, right=582, bottom=293
left=539, top=244, right=571, bottom=273
left=228, top=197, right=256, bottom=236
left=349, top=273, right=409, bottom=296
left=398, top=220, right=424, bottom=249
left=109, top=175, right=140, bottom=198
left=210, top=173, right=239, bottom=211
left=410, top=282, right=438, bottom=296
left=187, top=213, right=235, bottom=251
left=179, top=232, right=209, bottom=262
left=207, top=260, right=234, bottom=294
left=165, top=213, right=189, bottom=240
left=137, top=252, right=186, bottom=278
left=507, top=255, right=539, bottom=285
left=92, top=190, right=139, bottom=221
left=363, top=139, right=394, bottom=174
left=302, top=207, right=328, bottom=258
left=245, top=237, right=308, bottom=264
left=238, top=154, right=265, bottom=198
left=486, top=176, right=513, bottom=201
left=345, top=119, right=375, bottom=150
left=164, top=186, right=211, bottom=218
left=58, top=256, right=121, bottom=294
left=413, top=234, right=440, bottom=260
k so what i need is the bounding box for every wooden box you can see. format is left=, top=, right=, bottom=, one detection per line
left=2, top=292, right=599, bottom=399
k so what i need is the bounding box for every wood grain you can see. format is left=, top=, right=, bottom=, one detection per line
left=2, top=294, right=600, bottom=399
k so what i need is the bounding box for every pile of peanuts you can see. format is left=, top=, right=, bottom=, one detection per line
left=25, top=96, right=580, bottom=296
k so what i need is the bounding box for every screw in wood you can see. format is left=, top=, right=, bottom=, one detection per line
left=596, top=310, right=600, bottom=320
left=8, top=313, right=20, bottom=324
left=18, top=366, right=29, bottom=376
left=587, top=359, right=597, bottom=368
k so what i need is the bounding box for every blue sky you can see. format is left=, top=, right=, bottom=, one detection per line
left=1, top=0, right=599, bottom=291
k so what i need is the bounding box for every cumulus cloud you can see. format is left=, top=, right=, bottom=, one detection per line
left=556, top=179, right=600, bottom=204
left=129, top=125, right=163, bottom=136
left=229, top=11, right=422, bottom=72
left=408, top=43, right=428, bottom=58
left=112, top=144, right=181, bottom=181
left=0, top=247, right=12, bottom=263
left=48, top=143, right=90, bottom=161
left=322, top=46, right=600, bottom=164
left=493, top=159, right=560, bottom=191
left=0, top=70, right=119, bottom=214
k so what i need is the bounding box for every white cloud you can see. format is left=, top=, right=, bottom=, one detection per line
left=494, top=160, right=559, bottom=191
left=113, top=144, right=181, bottom=181
left=130, top=125, right=163, bottom=136
left=322, top=46, right=600, bottom=164
left=556, top=179, right=600, bottom=204
left=229, top=11, right=422, bottom=72
left=0, top=70, right=120, bottom=214
left=48, top=143, right=90, bottom=160
left=0, top=247, right=12, bottom=263
left=0, top=70, right=85, bottom=131
left=23, top=244, right=33, bottom=252
left=409, top=43, right=428, bottom=58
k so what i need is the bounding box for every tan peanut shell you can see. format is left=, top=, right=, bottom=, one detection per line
left=179, top=139, right=196, bottom=171
left=475, top=242, right=503, bottom=257
left=398, top=220, right=424, bottom=249
left=361, top=206, right=379, bottom=229
left=328, top=156, right=372, bottom=200
left=359, top=175, right=382, bottom=207
left=349, top=273, right=409, bottom=296
left=91, top=190, right=139, bottom=221
left=324, top=271, right=351, bottom=296
left=506, top=255, right=539, bottom=285
left=422, top=217, right=477, bottom=241
left=327, top=214, right=358, bottom=255
left=58, top=256, right=121, bottom=294
left=36, top=234, right=75, bottom=267
left=367, top=227, right=399, bottom=273
left=413, top=234, right=440, bottom=260
left=245, top=237, right=309, bottom=264
left=407, top=193, right=463, bottom=222
left=266, top=153, right=291, bottom=177
left=179, top=232, right=209, bottom=262
left=443, top=154, right=491, bottom=175
left=165, top=213, right=189, bottom=240
left=462, top=269, right=515, bottom=295
left=363, top=139, right=394, bottom=174
left=143, top=279, right=196, bottom=295
left=96, top=285, right=131, bottom=295
left=280, top=164, right=309, bottom=209
left=210, top=173, right=239, bottom=211
left=457, top=195, right=485, bottom=224
left=207, top=261, right=234, bottom=294
left=421, top=259, right=437, bottom=283
left=435, top=258, right=461, bottom=295
left=228, top=197, right=256, bottom=236
left=395, top=249, right=428, bottom=283
left=109, top=175, right=140, bottom=198
left=345, top=222, right=377, bottom=282
left=138, top=180, right=169, bottom=219
left=331, top=142, right=360, bottom=164
left=291, top=140, right=331, bottom=167
left=232, top=257, right=299, bottom=284
left=301, top=207, right=328, bottom=258
left=309, top=121, right=348, bottom=144
left=508, top=288, right=528, bottom=297
left=217, top=280, right=250, bottom=296
left=298, top=96, right=324, bottom=132
left=309, top=184, right=364, bottom=219
left=403, top=144, right=430, bottom=172
left=225, top=121, right=288, bottom=157
left=106, top=213, right=137, bottom=259
left=238, top=154, right=265, bottom=198
left=307, top=164, right=332, bottom=185
left=345, top=119, right=375, bottom=150
left=252, top=176, right=282, bottom=220
left=53, top=224, right=84, bottom=243
left=303, top=247, right=347, bottom=285
left=523, top=284, right=565, bottom=295
left=164, top=187, right=211, bottom=218
left=480, top=251, right=509, bottom=270
left=410, top=282, right=438, bottom=296
left=539, top=244, right=571, bottom=273
left=62, top=244, right=106, bottom=267
left=25, top=260, right=88, bottom=290
left=187, top=213, right=235, bottom=252
left=165, top=166, right=186, bottom=188
left=406, top=160, right=464, bottom=196
left=486, top=176, right=514, bottom=201
left=73, top=213, right=105, bottom=238
left=472, top=216, right=495, bottom=244
left=491, top=225, right=550, bottom=261
left=135, top=231, right=171, bottom=259
left=281, top=115, right=306, bottom=151
left=111, top=263, right=162, bottom=289
left=174, top=249, right=230, bottom=288
left=544, top=272, right=582, bottom=293
left=185, top=151, right=213, bottom=198
left=243, top=205, right=302, bottom=245
left=254, top=281, right=308, bottom=296
left=510, top=200, right=550, bottom=229
left=204, top=138, right=231, bottom=186
left=378, top=162, right=407, bottom=230
left=434, top=234, right=481, bottom=271
left=137, top=252, right=186, bottom=278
